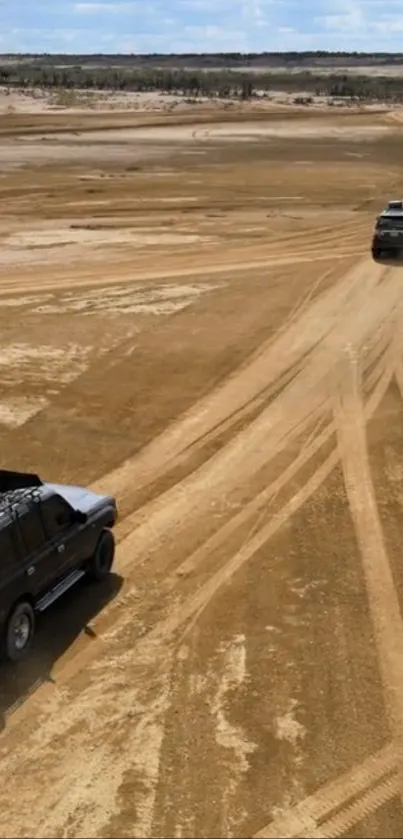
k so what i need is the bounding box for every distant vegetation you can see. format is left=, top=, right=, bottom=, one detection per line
left=3, top=51, right=403, bottom=68
left=1, top=52, right=403, bottom=102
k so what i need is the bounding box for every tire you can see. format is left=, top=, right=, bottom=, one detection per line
left=372, top=248, right=381, bottom=260
left=87, top=529, right=115, bottom=582
left=4, top=601, right=35, bottom=662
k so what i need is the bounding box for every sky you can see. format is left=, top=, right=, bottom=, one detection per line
left=1, top=0, right=403, bottom=55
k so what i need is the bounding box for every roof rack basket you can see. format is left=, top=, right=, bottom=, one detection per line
left=0, top=470, right=42, bottom=493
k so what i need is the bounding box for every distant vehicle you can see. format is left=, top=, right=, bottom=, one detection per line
left=0, top=469, right=117, bottom=662
left=372, top=200, right=403, bottom=260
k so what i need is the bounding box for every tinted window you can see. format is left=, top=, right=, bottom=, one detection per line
left=41, top=495, right=72, bottom=539
left=0, top=523, right=19, bottom=575
left=19, top=505, right=47, bottom=554
left=377, top=217, right=403, bottom=230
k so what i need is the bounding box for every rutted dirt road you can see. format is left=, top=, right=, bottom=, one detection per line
left=1, top=107, right=403, bottom=837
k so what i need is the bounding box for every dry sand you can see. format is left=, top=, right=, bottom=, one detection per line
left=0, top=100, right=402, bottom=838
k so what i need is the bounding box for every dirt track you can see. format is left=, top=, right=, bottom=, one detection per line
left=1, top=106, right=403, bottom=838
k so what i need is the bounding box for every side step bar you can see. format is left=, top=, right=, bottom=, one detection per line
left=35, top=568, right=86, bottom=612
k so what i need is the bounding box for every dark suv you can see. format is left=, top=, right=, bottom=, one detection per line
left=372, top=199, right=403, bottom=260
left=0, top=469, right=117, bottom=662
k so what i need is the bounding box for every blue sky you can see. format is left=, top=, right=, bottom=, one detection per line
left=1, top=0, right=403, bottom=54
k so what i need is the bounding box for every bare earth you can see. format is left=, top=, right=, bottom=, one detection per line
left=1, top=99, right=403, bottom=838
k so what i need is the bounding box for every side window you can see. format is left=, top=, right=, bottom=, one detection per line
left=0, top=523, right=19, bottom=574
left=41, top=495, right=73, bottom=540
left=18, top=506, right=47, bottom=554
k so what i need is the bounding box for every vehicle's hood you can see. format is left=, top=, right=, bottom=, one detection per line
left=46, top=483, right=114, bottom=515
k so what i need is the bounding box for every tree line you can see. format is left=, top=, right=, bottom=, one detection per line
left=3, top=51, right=403, bottom=68
left=1, top=63, right=403, bottom=102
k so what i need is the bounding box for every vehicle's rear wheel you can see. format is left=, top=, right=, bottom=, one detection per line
left=87, top=530, right=115, bottom=582
left=372, top=247, right=381, bottom=260
left=4, top=601, right=35, bottom=662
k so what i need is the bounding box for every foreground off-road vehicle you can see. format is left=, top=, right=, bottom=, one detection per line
left=0, top=469, right=117, bottom=662
left=372, top=200, right=403, bottom=260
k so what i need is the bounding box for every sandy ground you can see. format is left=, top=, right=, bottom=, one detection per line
left=0, top=86, right=209, bottom=115
left=0, top=86, right=272, bottom=116
left=0, top=103, right=403, bottom=838
left=0, top=84, right=388, bottom=119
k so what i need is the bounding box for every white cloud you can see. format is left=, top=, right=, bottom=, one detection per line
left=315, top=0, right=403, bottom=43
left=74, top=2, right=137, bottom=12
left=1, top=0, right=403, bottom=52
left=314, top=0, right=365, bottom=32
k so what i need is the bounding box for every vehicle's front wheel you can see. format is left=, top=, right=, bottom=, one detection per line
left=87, top=530, right=115, bottom=582
left=4, top=601, right=35, bottom=662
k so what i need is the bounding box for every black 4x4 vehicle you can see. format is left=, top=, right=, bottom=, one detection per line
left=0, top=469, right=117, bottom=662
left=372, top=199, right=403, bottom=260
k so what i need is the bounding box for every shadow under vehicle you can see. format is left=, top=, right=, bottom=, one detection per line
left=0, top=569, right=122, bottom=729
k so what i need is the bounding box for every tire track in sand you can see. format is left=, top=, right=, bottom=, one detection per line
left=254, top=348, right=403, bottom=839
left=0, top=248, right=366, bottom=299
left=0, top=258, right=400, bottom=839
left=124, top=354, right=393, bottom=651
left=333, top=355, right=403, bottom=796
left=109, top=259, right=396, bottom=577
left=104, top=268, right=403, bottom=837
left=94, top=259, right=380, bottom=506
left=253, top=743, right=398, bottom=838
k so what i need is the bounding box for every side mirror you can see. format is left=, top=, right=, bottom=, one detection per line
left=73, top=509, right=88, bottom=525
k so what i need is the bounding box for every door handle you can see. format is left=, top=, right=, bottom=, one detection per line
left=58, top=544, right=65, bottom=553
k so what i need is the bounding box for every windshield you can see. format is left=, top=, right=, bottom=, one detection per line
left=376, top=216, right=403, bottom=229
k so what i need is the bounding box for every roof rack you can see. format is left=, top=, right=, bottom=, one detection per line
left=0, top=486, right=44, bottom=524
left=0, top=470, right=42, bottom=493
